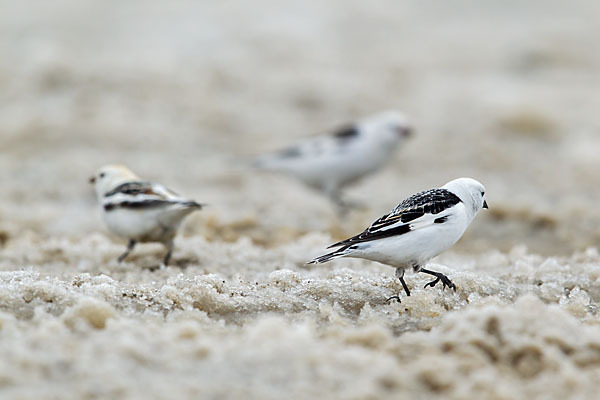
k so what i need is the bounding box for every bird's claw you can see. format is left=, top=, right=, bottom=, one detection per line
left=424, top=277, right=440, bottom=289
left=386, top=295, right=402, bottom=303
left=424, top=275, right=456, bottom=291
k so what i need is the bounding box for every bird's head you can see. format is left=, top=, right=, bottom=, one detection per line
left=442, top=177, right=488, bottom=216
left=361, top=111, right=413, bottom=145
left=89, top=164, right=139, bottom=199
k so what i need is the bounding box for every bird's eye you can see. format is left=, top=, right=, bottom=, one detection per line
left=481, top=191, right=485, bottom=196
left=99, top=173, right=106, bottom=178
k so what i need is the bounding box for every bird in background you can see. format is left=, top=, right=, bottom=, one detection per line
left=309, top=177, right=488, bottom=302
left=90, top=165, right=203, bottom=266
left=255, top=111, right=413, bottom=210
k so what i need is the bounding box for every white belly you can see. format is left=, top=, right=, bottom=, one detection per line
left=102, top=207, right=192, bottom=243
left=349, top=213, right=470, bottom=268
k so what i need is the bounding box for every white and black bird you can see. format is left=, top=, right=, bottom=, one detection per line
left=308, top=178, right=488, bottom=301
left=255, top=111, right=412, bottom=208
left=90, top=165, right=203, bottom=266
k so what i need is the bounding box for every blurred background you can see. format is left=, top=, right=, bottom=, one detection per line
left=1, top=0, right=599, bottom=255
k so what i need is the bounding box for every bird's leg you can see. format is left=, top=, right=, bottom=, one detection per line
left=399, top=275, right=411, bottom=297
left=162, top=250, right=172, bottom=267
left=162, top=242, right=174, bottom=267
left=387, top=268, right=411, bottom=303
left=420, top=268, right=456, bottom=291
left=117, top=239, right=136, bottom=263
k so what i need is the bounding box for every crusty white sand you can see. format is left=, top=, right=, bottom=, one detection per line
left=2, top=0, right=600, bottom=398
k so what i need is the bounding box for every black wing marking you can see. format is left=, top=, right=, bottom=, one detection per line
left=104, top=199, right=202, bottom=211
left=103, top=181, right=201, bottom=211
left=104, top=199, right=171, bottom=211
left=434, top=216, right=449, bottom=224
left=328, top=188, right=462, bottom=248
left=333, top=125, right=359, bottom=140
left=104, top=181, right=161, bottom=197
left=372, top=189, right=462, bottom=227
left=327, top=223, right=412, bottom=250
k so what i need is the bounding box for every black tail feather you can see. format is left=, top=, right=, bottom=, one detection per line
left=308, top=246, right=351, bottom=264
left=182, top=201, right=204, bottom=209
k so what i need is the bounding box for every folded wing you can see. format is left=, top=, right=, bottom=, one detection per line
left=328, top=188, right=462, bottom=248
left=103, top=181, right=202, bottom=211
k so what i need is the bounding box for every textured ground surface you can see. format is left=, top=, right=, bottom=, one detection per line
left=1, top=0, right=600, bottom=399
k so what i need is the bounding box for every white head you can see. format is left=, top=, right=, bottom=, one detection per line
left=89, top=164, right=139, bottom=199
left=442, top=177, right=488, bottom=217
left=359, top=111, right=413, bottom=146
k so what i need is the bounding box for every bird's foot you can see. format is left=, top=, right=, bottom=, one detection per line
left=386, top=295, right=402, bottom=303
left=423, top=277, right=440, bottom=289
left=117, top=240, right=136, bottom=263
left=423, top=274, right=456, bottom=291
left=162, top=250, right=172, bottom=267
left=145, top=264, right=163, bottom=272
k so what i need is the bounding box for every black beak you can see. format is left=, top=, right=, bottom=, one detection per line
left=483, top=200, right=488, bottom=209
left=398, top=126, right=413, bottom=138
left=89, top=176, right=96, bottom=184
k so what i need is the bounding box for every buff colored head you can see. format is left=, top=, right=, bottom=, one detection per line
left=89, top=164, right=139, bottom=199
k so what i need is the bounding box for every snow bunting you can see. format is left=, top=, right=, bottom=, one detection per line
left=89, top=165, right=203, bottom=266
left=308, top=178, right=488, bottom=301
left=255, top=111, right=412, bottom=208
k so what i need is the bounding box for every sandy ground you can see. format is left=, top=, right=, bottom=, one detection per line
left=2, top=0, right=600, bottom=398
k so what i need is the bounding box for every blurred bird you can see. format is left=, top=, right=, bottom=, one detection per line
left=309, top=177, right=488, bottom=301
left=255, top=111, right=413, bottom=209
left=89, top=165, right=203, bottom=266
